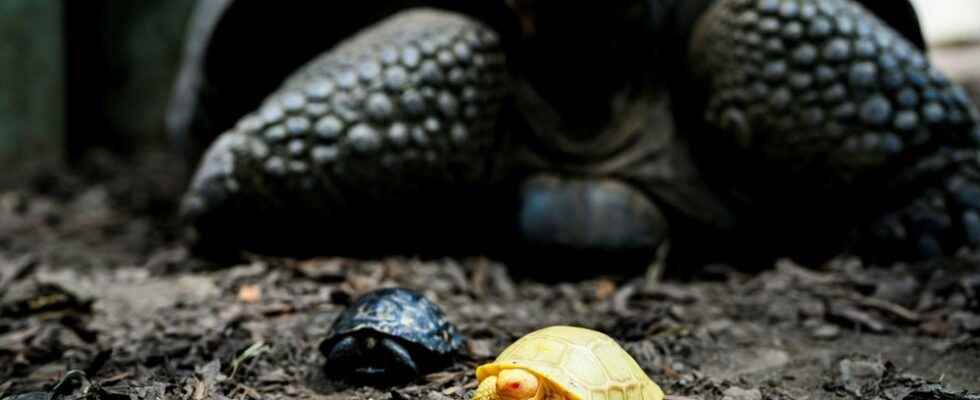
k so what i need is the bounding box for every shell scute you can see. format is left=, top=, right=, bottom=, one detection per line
left=520, top=336, right=567, bottom=365
left=325, top=287, right=463, bottom=355
left=641, top=385, right=658, bottom=400
left=563, top=349, right=607, bottom=387
left=625, top=385, right=642, bottom=400
left=476, top=326, right=664, bottom=400
left=592, top=342, right=637, bottom=383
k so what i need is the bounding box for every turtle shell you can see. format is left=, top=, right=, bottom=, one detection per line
left=323, top=288, right=463, bottom=355
left=477, top=326, right=664, bottom=400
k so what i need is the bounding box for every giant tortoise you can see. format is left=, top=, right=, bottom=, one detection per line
left=168, top=0, right=980, bottom=264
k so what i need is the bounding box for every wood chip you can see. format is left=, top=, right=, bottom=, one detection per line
left=776, top=259, right=841, bottom=285
left=466, top=338, right=495, bottom=359
left=613, top=284, right=637, bottom=317
left=192, top=378, right=207, bottom=400
left=471, top=258, right=489, bottom=297
left=238, top=284, right=262, bottom=303
left=845, top=293, right=920, bottom=323
left=291, top=258, right=348, bottom=282
left=829, top=303, right=887, bottom=333
left=595, top=279, right=617, bottom=301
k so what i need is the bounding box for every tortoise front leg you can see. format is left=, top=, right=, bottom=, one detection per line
left=689, top=0, right=980, bottom=261
left=379, top=337, right=420, bottom=378
left=181, top=9, right=510, bottom=255
left=321, top=335, right=419, bottom=384
left=322, top=336, right=360, bottom=373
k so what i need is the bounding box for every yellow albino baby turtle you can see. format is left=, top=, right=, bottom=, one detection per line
left=474, top=326, right=664, bottom=400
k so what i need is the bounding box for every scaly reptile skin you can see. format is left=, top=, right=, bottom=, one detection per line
left=691, top=0, right=980, bottom=259
left=182, top=1, right=980, bottom=262
left=182, top=10, right=511, bottom=254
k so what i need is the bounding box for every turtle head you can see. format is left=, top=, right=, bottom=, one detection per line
left=475, top=369, right=546, bottom=400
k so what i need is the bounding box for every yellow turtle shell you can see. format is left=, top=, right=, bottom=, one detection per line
left=476, top=326, right=665, bottom=400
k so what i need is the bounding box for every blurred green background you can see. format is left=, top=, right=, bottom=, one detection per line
left=0, top=0, right=65, bottom=168
left=0, top=0, right=195, bottom=172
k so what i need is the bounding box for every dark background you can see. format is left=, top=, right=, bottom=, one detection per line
left=0, top=0, right=195, bottom=176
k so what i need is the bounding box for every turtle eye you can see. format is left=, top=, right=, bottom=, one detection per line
left=497, top=369, right=540, bottom=400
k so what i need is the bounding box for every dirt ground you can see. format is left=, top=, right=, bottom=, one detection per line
left=1, top=148, right=979, bottom=400
left=4, top=46, right=980, bottom=400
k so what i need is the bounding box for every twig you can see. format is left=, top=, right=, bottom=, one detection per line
left=845, top=293, right=920, bottom=323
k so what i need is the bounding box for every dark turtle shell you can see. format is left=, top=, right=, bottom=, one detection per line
left=322, top=288, right=463, bottom=355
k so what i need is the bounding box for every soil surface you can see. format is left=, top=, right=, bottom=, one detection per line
left=4, top=43, right=980, bottom=400
left=1, top=150, right=979, bottom=400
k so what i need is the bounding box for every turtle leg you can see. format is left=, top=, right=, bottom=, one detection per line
left=378, top=337, right=420, bottom=377
left=322, top=336, right=392, bottom=383
left=181, top=9, right=509, bottom=254
left=322, top=336, right=418, bottom=384
left=322, top=336, right=360, bottom=371
left=688, top=0, right=980, bottom=261
left=516, top=174, right=669, bottom=262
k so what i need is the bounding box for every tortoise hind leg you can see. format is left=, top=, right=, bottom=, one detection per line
left=689, top=0, right=980, bottom=261
left=182, top=9, right=509, bottom=255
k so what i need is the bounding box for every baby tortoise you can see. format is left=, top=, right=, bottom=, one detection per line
left=319, top=287, right=463, bottom=384
left=474, top=326, right=664, bottom=400
left=170, top=0, right=980, bottom=263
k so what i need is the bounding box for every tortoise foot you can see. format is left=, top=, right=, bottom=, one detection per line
left=692, top=0, right=980, bottom=261
left=180, top=9, right=509, bottom=254
left=857, top=150, right=980, bottom=261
